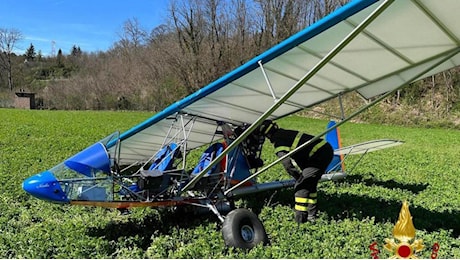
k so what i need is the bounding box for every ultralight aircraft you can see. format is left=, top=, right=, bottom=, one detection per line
left=22, top=0, right=460, bottom=249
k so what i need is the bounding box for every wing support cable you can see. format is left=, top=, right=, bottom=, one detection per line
left=342, top=147, right=369, bottom=175
left=135, top=114, right=189, bottom=171
left=180, top=0, right=395, bottom=194
left=179, top=114, right=191, bottom=170
left=119, top=114, right=195, bottom=176
left=258, top=60, right=278, bottom=102
left=226, top=87, right=395, bottom=195
left=225, top=40, right=460, bottom=196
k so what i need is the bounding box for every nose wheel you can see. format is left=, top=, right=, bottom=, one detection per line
left=222, top=208, right=269, bottom=249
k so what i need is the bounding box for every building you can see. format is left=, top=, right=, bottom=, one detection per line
left=14, top=91, right=36, bottom=109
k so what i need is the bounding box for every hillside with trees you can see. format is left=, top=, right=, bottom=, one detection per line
left=1, top=0, right=460, bottom=127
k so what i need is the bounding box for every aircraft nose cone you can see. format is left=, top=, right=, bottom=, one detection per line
left=22, top=171, right=69, bottom=203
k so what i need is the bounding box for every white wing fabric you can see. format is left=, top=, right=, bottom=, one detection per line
left=112, top=0, right=460, bottom=164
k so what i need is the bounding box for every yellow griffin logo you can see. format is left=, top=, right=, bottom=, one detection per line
left=384, top=201, right=424, bottom=258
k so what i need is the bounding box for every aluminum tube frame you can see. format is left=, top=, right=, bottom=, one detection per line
left=227, top=172, right=347, bottom=198
left=225, top=46, right=460, bottom=196
left=179, top=0, right=395, bottom=193
left=258, top=60, right=278, bottom=102
left=225, top=88, right=394, bottom=195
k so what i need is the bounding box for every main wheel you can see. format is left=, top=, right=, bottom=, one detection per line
left=222, top=208, right=269, bottom=249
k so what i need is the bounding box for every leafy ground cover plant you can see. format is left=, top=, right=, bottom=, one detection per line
left=1, top=109, right=459, bottom=258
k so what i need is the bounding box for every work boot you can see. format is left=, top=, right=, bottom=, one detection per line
left=295, top=210, right=309, bottom=224
left=307, top=202, right=317, bottom=222
left=294, top=206, right=317, bottom=223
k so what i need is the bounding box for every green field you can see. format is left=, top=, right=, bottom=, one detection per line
left=1, top=108, right=459, bottom=258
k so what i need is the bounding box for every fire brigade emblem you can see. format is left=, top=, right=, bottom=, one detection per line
left=383, top=201, right=424, bottom=258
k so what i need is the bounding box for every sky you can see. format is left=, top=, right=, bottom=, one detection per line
left=0, top=0, right=170, bottom=56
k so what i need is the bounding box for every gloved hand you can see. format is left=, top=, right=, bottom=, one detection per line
left=276, top=151, right=301, bottom=180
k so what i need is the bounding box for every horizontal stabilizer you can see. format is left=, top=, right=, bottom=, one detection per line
left=334, top=139, right=403, bottom=155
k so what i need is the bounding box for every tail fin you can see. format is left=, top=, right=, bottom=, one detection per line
left=325, top=120, right=345, bottom=173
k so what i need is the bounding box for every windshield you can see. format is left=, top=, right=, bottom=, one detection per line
left=48, top=162, right=114, bottom=201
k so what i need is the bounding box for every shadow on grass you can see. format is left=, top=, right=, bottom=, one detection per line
left=86, top=175, right=457, bottom=254
left=87, top=207, right=222, bottom=252
left=244, top=179, right=459, bottom=238
left=319, top=192, right=460, bottom=237
left=340, top=174, right=429, bottom=194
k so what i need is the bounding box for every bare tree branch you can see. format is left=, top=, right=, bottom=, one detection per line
left=0, top=27, right=23, bottom=91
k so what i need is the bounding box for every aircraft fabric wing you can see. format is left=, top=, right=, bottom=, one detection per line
left=334, top=139, right=404, bottom=155
left=112, top=0, right=460, bottom=165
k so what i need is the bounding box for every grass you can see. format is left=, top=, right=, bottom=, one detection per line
left=1, top=108, right=459, bottom=258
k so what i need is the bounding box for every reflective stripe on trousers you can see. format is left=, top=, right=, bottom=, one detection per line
left=294, top=192, right=317, bottom=212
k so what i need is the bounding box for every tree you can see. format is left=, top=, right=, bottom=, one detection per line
left=169, top=0, right=238, bottom=93
left=37, top=50, right=43, bottom=62
left=0, top=27, right=23, bottom=91
left=116, top=18, right=148, bottom=50
left=70, top=45, right=82, bottom=57
left=56, top=48, right=64, bottom=67
left=25, top=43, right=36, bottom=61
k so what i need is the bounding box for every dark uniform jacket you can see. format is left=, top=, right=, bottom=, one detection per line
left=268, top=128, right=327, bottom=170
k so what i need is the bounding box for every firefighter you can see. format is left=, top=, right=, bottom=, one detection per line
left=259, top=120, right=333, bottom=223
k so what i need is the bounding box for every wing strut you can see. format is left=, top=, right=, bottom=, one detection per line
left=225, top=41, right=460, bottom=196
left=258, top=60, right=278, bottom=102
left=225, top=88, right=394, bottom=195
left=180, top=0, right=395, bottom=193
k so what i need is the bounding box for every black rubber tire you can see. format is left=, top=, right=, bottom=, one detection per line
left=222, top=208, right=269, bottom=249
